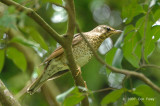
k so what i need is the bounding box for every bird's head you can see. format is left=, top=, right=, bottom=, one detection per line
left=92, top=25, right=122, bottom=39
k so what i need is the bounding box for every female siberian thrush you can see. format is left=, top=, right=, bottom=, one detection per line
left=27, top=25, right=122, bottom=94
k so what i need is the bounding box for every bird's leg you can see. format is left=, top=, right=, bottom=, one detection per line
left=76, top=66, right=82, bottom=76
left=76, top=66, right=88, bottom=89
left=84, top=81, right=88, bottom=89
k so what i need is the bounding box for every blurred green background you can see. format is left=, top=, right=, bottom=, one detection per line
left=0, top=0, right=160, bottom=106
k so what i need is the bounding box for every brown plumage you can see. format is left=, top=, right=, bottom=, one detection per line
left=27, top=25, right=122, bottom=94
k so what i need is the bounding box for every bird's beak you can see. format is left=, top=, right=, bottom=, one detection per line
left=114, top=30, right=123, bottom=34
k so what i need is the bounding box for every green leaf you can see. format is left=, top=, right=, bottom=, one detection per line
left=105, top=47, right=117, bottom=75
left=124, top=25, right=136, bottom=34
left=10, top=37, right=36, bottom=48
left=133, top=85, right=156, bottom=106
left=56, top=87, right=78, bottom=102
left=153, top=9, right=160, bottom=21
left=29, top=28, right=48, bottom=51
left=0, top=6, right=17, bottom=29
left=136, top=15, right=157, bottom=62
left=122, top=0, right=144, bottom=24
left=0, top=49, right=5, bottom=72
left=42, top=0, right=62, bottom=5
left=10, top=36, right=47, bottom=57
left=101, top=88, right=125, bottom=105
left=106, top=38, right=125, bottom=87
left=112, top=48, right=123, bottom=68
left=124, top=98, right=139, bottom=106
left=144, top=26, right=160, bottom=60
left=63, top=94, right=85, bottom=106
left=122, top=25, right=141, bottom=68
left=6, top=47, right=27, bottom=72
left=106, top=47, right=117, bottom=65
left=108, top=48, right=125, bottom=88
left=57, top=87, right=85, bottom=106
left=21, top=27, right=48, bottom=51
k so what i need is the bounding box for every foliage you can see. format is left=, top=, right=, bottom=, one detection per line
left=0, top=0, right=160, bottom=105
left=101, top=88, right=126, bottom=105
left=0, top=49, right=5, bottom=73
left=57, top=87, right=85, bottom=106
left=6, top=47, right=27, bottom=72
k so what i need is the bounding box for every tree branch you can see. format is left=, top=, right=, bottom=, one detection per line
left=0, top=79, right=21, bottom=106
left=0, top=0, right=63, bottom=45
left=65, top=0, right=75, bottom=39
left=76, top=24, right=160, bottom=93
left=62, top=0, right=89, bottom=105
left=91, top=87, right=116, bottom=94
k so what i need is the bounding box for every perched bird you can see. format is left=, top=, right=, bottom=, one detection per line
left=27, top=25, right=122, bottom=94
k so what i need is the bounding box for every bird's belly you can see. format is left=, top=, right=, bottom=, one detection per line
left=76, top=54, right=92, bottom=67
left=73, top=41, right=93, bottom=67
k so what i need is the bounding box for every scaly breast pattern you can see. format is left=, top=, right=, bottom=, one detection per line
left=72, top=35, right=102, bottom=67
left=73, top=40, right=93, bottom=67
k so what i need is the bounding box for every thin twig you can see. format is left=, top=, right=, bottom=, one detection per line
left=15, top=83, right=28, bottom=100
left=132, top=39, right=142, bottom=61
left=136, top=64, right=160, bottom=71
left=91, top=87, right=116, bottom=94
left=123, top=29, right=135, bottom=38
left=141, top=7, right=152, bottom=64
left=142, top=64, right=160, bottom=69
left=52, top=2, right=67, bottom=10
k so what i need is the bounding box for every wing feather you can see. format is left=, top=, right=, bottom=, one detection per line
left=41, top=34, right=82, bottom=64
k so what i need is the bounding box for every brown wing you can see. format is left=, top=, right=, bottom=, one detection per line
left=43, top=46, right=64, bottom=63
left=41, top=33, right=82, bottom=64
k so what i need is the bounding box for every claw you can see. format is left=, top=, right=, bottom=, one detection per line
left=76, top=66, right=81, bottom=76
left=84, top=81, right=87, bottom=89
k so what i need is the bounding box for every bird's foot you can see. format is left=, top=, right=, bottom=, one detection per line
left=84, top=81, right=88, bottom=89
left=76, top=66, right=81, bottom=76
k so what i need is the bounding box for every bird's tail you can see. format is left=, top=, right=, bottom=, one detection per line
left=27, top=75, right=46, bottom=95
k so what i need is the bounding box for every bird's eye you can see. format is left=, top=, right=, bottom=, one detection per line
left=106, top=27, right=111, bottom=32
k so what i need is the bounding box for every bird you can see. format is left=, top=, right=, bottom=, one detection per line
left=27, top=25, right=122, bottom=94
